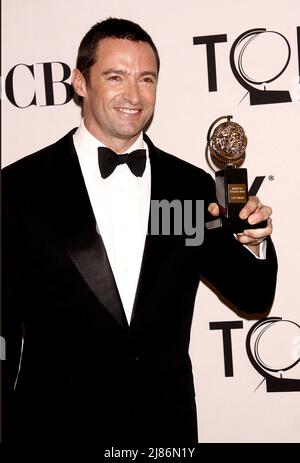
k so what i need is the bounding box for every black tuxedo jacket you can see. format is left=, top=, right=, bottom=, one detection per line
left=2, top=130, right=277, bottom=445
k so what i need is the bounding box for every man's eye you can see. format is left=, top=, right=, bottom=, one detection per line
left=108, top=75, right=121, bottom=81
left=142, top=77, right=155, bottom=83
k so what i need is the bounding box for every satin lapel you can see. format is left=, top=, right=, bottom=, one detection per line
left=66, top=227, right=128, bottom=329
left=50, top=131, right=128, bottom=329
left=130, top=134, right=177, bottom=325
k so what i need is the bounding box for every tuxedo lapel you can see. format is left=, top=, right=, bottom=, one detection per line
left=130, top=134, right=179, bottom=325
left=65, top=228, right=128, bottom=329
left=49, top=131, right=128, bottom=329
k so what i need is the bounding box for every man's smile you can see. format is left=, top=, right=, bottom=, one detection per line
left=115, top=107, right=142, bottom=115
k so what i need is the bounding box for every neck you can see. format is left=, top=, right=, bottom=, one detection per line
left=82, top=122, right=142, bottom=153
left=104, top=136, right=141, bottom=154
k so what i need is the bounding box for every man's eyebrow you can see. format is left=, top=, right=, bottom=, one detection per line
left=139, top=71, right=158, bottom=79
left=102, top=69, right=126, bottom=75
left=102, top=69, right=157, bottom=78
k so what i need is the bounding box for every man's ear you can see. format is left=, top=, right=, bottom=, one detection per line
left=72, top=69, right=87, bottom=98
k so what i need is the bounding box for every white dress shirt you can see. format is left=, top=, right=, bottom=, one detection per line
left=73, top=120, right=151, bottom=323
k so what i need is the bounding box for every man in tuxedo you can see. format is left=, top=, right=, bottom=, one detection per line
left=2, top=18, right=277, bottom=445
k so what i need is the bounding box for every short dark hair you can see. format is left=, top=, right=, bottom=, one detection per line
left=76, top=17, right=160, bottom=82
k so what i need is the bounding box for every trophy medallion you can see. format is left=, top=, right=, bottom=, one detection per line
left=206, top=115, right=267, bottom=232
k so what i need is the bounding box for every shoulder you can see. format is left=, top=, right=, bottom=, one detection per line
left=144, top=133, right=216, bottom=197
left=2, top=129, right=77, bottom=180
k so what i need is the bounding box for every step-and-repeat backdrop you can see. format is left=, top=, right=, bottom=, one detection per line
left=2, top=0, right=300, bottom=443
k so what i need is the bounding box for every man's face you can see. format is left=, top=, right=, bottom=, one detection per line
left=72, top=37, right=158, bottom=152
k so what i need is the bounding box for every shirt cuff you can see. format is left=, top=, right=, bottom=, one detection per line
left=243, top=239, right=267, bottom=260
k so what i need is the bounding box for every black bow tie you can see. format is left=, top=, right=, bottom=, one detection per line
left=98, top=147, right=146, bottom=179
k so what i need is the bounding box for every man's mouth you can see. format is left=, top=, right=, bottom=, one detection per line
left=115, top=107, right=141, bottom=115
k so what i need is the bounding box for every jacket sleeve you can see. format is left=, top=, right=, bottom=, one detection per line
left=198, top=171, right=278, bottom=315
left=200, top=224, right=278, bottom=314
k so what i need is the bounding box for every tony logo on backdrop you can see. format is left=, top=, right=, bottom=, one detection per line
left=193, top=26, right=300, bottom=105
left=210, top=317, right=300, bottom=393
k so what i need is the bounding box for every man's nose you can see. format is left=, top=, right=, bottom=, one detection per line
left=123, top=79, right=141, bottom=104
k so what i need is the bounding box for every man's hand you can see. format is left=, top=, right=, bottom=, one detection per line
left=208, top=196, right=273, bottom=256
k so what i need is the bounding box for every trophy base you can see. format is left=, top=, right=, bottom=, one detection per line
left=215, top=167, right=267, bottom=233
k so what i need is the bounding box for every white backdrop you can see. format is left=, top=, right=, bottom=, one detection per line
left=2, top=0, right=300, bottom=443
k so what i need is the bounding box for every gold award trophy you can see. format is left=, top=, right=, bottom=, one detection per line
left=206, top=115, right=267, bottom=232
